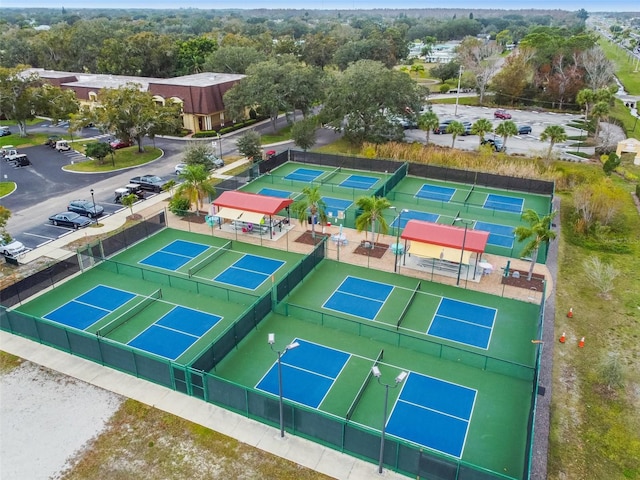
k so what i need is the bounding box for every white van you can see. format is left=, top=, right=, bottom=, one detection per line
left=55, top=140, right=71, bottom=152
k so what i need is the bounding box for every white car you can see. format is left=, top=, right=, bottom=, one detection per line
left=0, top=238, right=27, bottom=257
left=174, top=163, right=188, bottom=175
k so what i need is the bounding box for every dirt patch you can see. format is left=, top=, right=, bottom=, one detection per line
left=353, top=241, right=389, bottom=259
left=501, top=268, right=545, bottom=291
left=295, top=230, right=331, bottom=245
left=179, top=211, right=208, bottom=224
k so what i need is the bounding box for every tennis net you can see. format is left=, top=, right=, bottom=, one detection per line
left=396, top=281, right=421, bottom=329
left=188, top=241, right=232, bottom=278
left=451, top=211, right=461, bottom=225
left=463, top=185, right=475, bottom=204
left=318, top=166, right=341, bottom=185
left=345, top=349, right=384, bottom=421
left=97, top=288, right=162, bottom=337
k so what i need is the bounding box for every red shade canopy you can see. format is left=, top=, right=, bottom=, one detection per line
left=401, top=220, right=489, bottom=253
left=213, top=191, right=293, bottom=216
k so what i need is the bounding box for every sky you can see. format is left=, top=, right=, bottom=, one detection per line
left=2, top=1, right=639, bottom=12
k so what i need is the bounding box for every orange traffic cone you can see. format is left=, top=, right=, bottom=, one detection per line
left=578, top=337, right=585, bottom=348
left=567, top=308, right=573, bottom=318
left=559, top=332, right=566, bottom=343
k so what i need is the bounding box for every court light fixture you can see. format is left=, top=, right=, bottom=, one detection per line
left=390, top=207, right=409, bottom=273
left=268, top=333, right=300, bottom=438
left=372, top=366, right=409, bottom=474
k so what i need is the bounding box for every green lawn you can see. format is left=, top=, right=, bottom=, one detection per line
left=65, top=146, right=162, bottom=172
left=0, top=182, right=16, bottom=197
left=599, top=38, right=640, bottom=95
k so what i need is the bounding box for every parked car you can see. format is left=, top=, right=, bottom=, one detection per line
left=45, top=135, right=62, bottom=147
left=461, top=121, right=473, bottom=135
left=114, top=184, right=145, bottom=203
left=7, top=154, right=30, bottom=167
left=110, top=139, right=132, bottom=149
left=0, top=127, right=11, bottom=137
left=205, top=154, right=225, bottom=169
left=389, top=115, right=418, bottom=129
left=48, top=212, right=92, bottom=229
left=2, top=146, right=18, bottom=158
left=174, top=163, right=188, bottom=175
left=481, top=138, right=506, bottom=152
left=55, top=140, right=71, bottom=151
left=67, top=199, right=104, bottom=218
left=494, top=109, right=512, bottom=120
left=129, top=175, right=168, bottom=193
left=517, top=125, right=532, bottom=135
left=0, top=238, right=27, bottom=257
left=433, top=120, right=453, bottom=134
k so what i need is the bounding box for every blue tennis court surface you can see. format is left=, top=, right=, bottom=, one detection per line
left=214, top=254, right=285, bottom=290
left=258, top=188, right=292, bottom=198
left=322, top=197, right=352, bottom=215
left=139, top=240, right=210, bottom=271
left=474, top=221, right=515, bottom=248
left=483, top=194, right=524, bottom=213
left=391, top=209, right=440, bottom=228
left=284, top=168, right=323, bottom=182
left=416, top=184, right=456, bottom=202
left=323, top=276, right=393, bottom=320
left=43, top=285, right=136, bottom=330
left=128, top=306, right=222, bottom=360
left=339, top=175, right=378, bottom=190
left=256, top=339, right=350, bottom=408
left=386, top=373, right=476, bottom=458
left=428, top=298, right=497, bottom=349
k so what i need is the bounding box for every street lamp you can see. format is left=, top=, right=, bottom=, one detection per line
left=216, top=132, right=223, bottom=160
left=268, top=333, right=300, bottom=438
left=454, top=217, right=473, bottom=286
left=90, top=188, right=96, bottom=224
left=372, top=366, right=408, bottom=474
left=391, top=207, right=408, bottom=273
left=454, top=65, right=464, bottom=117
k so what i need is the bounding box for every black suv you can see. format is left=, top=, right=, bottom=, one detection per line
left=67, top=200, right=105, bottom=218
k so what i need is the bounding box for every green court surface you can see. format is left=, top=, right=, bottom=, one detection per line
left=283, top=260, right=540, bottom=370
left=386, top=176, right=553, bottom=262
left=214, top=312, right=532, bottom=477
left=15, top=229, right=304, bottom=365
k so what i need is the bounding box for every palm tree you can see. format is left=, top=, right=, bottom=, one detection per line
left=354, top=196, right=392, bottom=244
left=447, top=121, right=466, bottom=148
left=418, top=111, right=439, bottom=145
left=291, top=185, right=327, bottom=239
left=471, top=118, right=494, bottom=145
left=495, top=120, right=518, bottom=150
left=540, top=125, right=568, bottom=162
left=590, top=101, right=610, bottom=140
left=514, top=209, right=557, bottom=281
left=176, top=164, right=216, bottom=215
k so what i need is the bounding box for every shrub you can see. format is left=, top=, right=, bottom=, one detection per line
left=439, top=83, right=450, bottom=94
left=168, top=196, right=191, bottom=216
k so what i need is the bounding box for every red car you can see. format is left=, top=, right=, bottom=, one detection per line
left=494, top=109, right=512, bottom=120
left=110, top=139, right=132, bottom=149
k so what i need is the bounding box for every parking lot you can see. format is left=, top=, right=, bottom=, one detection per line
left=404, top=104, right=588, bottom=158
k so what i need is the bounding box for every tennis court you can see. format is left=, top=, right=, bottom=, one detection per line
left=214, top=254, right=285, bottom=290
left=43, top=285, right=136, bottom=330
left=428, top=297, right=497, bottom=349
left=322, top=276, right=394, bottom=321
left=391, top=209, right=440, bottom=228
left=387, top=372, right=476, bottom=458
left=483, top=194, right=524, bottom=214
left=139, top=239, right=210, bottom=271
left=284, top=167, right=324, bottom=182
left=474, top=221, right=515, bottom=248
left=258, top=188, right=293, bottom=198
left=322, top=196, right=352, bottom=216
left=128, top=305, right=222, bottom=360
left=416, top=184, right=457, bottom=202
left=339, top=174, right=378, bottom=190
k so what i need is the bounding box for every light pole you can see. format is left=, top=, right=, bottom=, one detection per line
left=454, top=65, right=463, bottom=117
left=90, top=188, right=96, bottom=223
left=268, top=333, right=300, bottom=438
left=372, top=366, right=408, bottom=474
left=454, top=217, right=473, bottom=286
left=391, top=207, right=408, bottom=273
left=216, top=132, right=223, bottom=160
